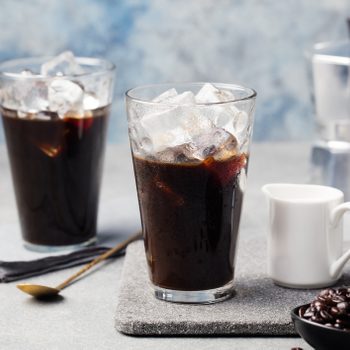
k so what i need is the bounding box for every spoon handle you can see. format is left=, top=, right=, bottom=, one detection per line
left=55, top=232, right=142, bottom=291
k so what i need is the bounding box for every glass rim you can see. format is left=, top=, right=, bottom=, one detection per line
left=312, top=38, right=350, bottom=52
left=309, top=39, right=350, bottom=65
left=0, top=56, right=116, bottom=80
left=125, top=82, right=257, bottom=106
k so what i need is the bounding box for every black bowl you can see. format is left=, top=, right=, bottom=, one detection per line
left=291, top=304, right=350, bottom=350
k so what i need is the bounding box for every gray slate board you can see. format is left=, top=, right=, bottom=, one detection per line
left=115, top=238, right=350, bottom=336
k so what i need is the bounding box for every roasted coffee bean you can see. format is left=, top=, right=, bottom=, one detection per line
left=299, top=287, right=350, bottom=331
left=320, top=309, right=333, bottom=322
left=319, top=288, right=334, bottom=297
left=337, top=302, right=350, bottom=311
left=318, top=289, right=337, bottom=305
left=302, top=306, right=314, bottom=317
left=336, top=288, right=347, bottom=296
left=325, top=299, right=334, bottom=306
left=291, top=348, right=303, bottom=350
left=303, top=311, right=314, bottom=318
left=313, top=300, right=324, bottom=307
left=298, top=305, right=308, bottom=318
left=332, top=295, right=346, bottom=303
left=330, top=306, right=340, bottom=316
left=313, top=300, right=325, bottom=311
left=311, top=315, right=324, bottom=323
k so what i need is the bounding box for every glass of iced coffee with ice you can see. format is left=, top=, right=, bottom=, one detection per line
left=0, top=52, right=115, bottom=251
left=126, top=83, right=256, bottom=303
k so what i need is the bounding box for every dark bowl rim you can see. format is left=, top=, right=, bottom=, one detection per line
left=291, top=304, right=350, bottom=334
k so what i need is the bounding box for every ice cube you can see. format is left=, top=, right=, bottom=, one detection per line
left=195, top=83, right=236, bottom=104
left=139, top=86, right=245, bottom=155
left=37, top=111, right=59, bottom=120
left=189, top=128, right=238, bottom=161
left=140, top=103, right=213, bottom=153
left=1, top=78, right=47, bottom=112
left=48, top=79, right=84, bottom=117
left=195, top=83, right=250, bottom=139
left=233, top=110, right=249, bottom=133
left=152, top=89, right=195, bottom=105
left=139, top=137, right=153, bottom=154
left=140, top=107, right=186, bottom=152
left=166, top=91, right=196, bottom=105
left=212, top=109, right=250, bottom=140
left=17, top=110, right=58, bottom=120
left=140, top=91, right=207, bottom=153
left=156, top=144, right=199, bottom=163
left=19, top=81, right=49, bottom=113
left=40, top=51, right=85, bottom=76
left=83, top=92, right=99, bottom=110
left=155, top=147, right=179, bottom=163
left=232, top=110, right=251, bottom=151
left=0, top=85, right=21, bottom=110
left=141, top=107, right=182, bottom=137
left=94, top=75, right=112, bottom=107
left=2, top=71, right=48, bottom=113
left=152, top=88, right=178, bottom=102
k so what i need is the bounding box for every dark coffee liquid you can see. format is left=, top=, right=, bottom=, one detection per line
left=133, top=153, right=246, bottom=291
left=1, top=107, right=109, bottom=246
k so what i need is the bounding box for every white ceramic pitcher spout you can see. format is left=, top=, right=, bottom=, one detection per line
left=262, top=183, right=350, bottom=289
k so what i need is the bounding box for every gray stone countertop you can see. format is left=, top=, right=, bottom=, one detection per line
left=0, top=142, right=331, bottom=349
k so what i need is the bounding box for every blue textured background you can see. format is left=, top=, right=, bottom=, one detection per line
left=0, top=0, right=349, bottom=142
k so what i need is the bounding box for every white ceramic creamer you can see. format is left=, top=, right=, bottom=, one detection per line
left=262, top=183, right=350, bottom=289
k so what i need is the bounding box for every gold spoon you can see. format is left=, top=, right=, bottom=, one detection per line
left=17, top=231, right=142, bottom=298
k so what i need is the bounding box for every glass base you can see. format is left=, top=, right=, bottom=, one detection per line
left=23, top=236, right=97, bottom=253
left=153, top=280, right=235, bottom=304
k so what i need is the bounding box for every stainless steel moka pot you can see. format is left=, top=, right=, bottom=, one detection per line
left=310, top=39, right=350, bottom=198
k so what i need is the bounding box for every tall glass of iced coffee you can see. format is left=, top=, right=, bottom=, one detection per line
left=0, top=52, right=115, bottom=251
left=126, top=83, right=256, bottom=303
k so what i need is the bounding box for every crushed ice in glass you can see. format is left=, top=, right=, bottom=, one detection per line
left=1, top=51, right=103, bottom=119
left=48, top=79, right=84, bottom=117
left=40, top=51, right=85, bottom=76
left=138, top=83, right=250, bottom=160
left=152, top=88, right=177, bottom=102
left=155, top=128, right=237, bottom=163
left=195, top=83, right=235, bottom=103
left=83, top=92, right=100, bottom=110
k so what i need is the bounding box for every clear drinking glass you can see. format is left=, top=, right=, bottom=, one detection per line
left=0, top=55, right=115, bottom=251
left=311, top=40, right=350, bottom=142
left=308, top=41, right=350, bottom=198
left=126, top=83, right=256, bottom=303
